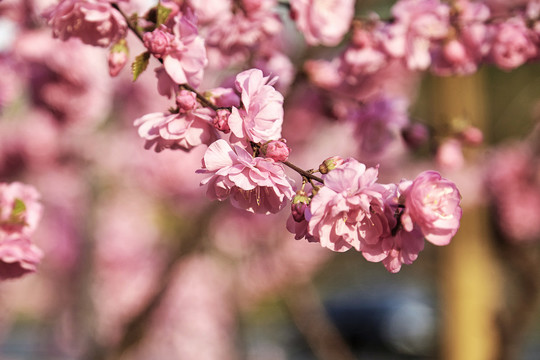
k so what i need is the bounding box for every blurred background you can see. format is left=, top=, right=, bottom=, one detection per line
left=1, top=0, right=540, bottom=359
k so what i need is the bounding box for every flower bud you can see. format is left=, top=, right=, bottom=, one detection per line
left=402, top=123, right=429, bottom=149
left=436, top=139, right=464, bottom=171
left=213, top=109, right=231, bottom=133
left=319, top=156, right=344, bottom=174
left=291, top=190, right=310, bottom=222
left=176, top=89, right=197, bottom=112
left=143, top=25, right=174, bottom=58
left=443, top=39, right=466, bottom=63
left=459, top=126, right=483, bottom=146
left=108, top=39, right=128, bottom=77
left=261, top=140, right=290, bottom=162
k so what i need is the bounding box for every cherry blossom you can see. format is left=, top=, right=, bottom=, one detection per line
left=198, top=139, right=294, bottom=214
left=43, top=0, right=127, bottom=47
left=400, top=171, right=462, bottom=246
left=290, top=0, right=355, bottom=46
left=228, top=68, right=284, bottom=144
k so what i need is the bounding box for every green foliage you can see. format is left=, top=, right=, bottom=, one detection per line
left=132, top=52, right=150, bottom=82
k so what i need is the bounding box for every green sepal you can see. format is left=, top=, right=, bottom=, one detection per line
left=131, top=51, right=150, bottom=82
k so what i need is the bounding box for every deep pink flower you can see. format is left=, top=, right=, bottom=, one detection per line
left=228, top=69, right=284, bottom=144
left=43, top=0, right=127, bottom=47
left=134, top=108, right=218, bottom=152
left=0, top=233, right=43, bottom=280
left=262, top=140, right=290, bottom=162
left=290, top=0, right=355, bottom=46
left=489, top=17, right=537, bottom=70
left=308, top=159, right=393, bottom=252
left=143, top=25, right=176, bottom=59
left=198, top=139, right=294, bottom=214
left=400, top=171, right=462, bottom=246
left=213, top=109, right=231, bottom=133
left=0, top=182, right=43, bottom=236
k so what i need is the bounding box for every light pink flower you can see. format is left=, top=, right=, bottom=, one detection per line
left=0, top=182, right=43, bottom=236
left=43, top=0, right=127, bottom=47
left=379, top=226, right=425, bottom=273
left=400, top=171, right=462, bottom=246
left=198, top=139, right=294, bottom=214
left=134, top=108, right=218, bottom=152
left=228, top=69, right=284, bottom=144
left=489, top=17, right=537, bottom=70
left=0, top=233, right=43, bottom=280
left=436, top=139, right=465, bottom=171
left=290, top=0, right=355, bottom=46
left=161, top=11, right=208, bottom=87
left=308, top=159, right=393, bottom=252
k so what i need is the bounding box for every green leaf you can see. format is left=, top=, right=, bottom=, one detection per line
left=156, top=3, right=172, bottom=26
left=131, top=51, right=150, bottom=82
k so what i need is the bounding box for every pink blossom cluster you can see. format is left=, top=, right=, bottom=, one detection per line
left=38, top=0, right=467, bottom=276
left=485, top=143, right=540, bottom=243
left=288, top=159, right=462, bottom=272
left=0, top=182, right=43, bottom=280
left=43, top=0, right=127, bottom=47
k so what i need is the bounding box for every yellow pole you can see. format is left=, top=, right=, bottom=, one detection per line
left=428, top=72, right=501, bottom=360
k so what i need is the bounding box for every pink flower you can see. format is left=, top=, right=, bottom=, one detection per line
left=161, top=11, right=208, bottom=87
left=380, top=227, right=425, bottom=273
left=348, top=95, right=410, bottom=157
left=143, top=25, right=176, bottom=59
left=108, top=47, right=128, bottom=77
left=198, top=139, right=294, bottom=214
left=0, top=233, right=43, bottom=280
left=431, top=0, right=491, bottom=76
left=400, top=171, right=462, bottom=246
left=436, top=139, right=465, bottom=171
left=228, top=69, right=284, bottom=144
left=489, top=17, right=537, bottom=70
left=213, top=109, right=231, bottom=133
left=262, top=140, right=290, bottom=162
left=134, top=108, right=218, bottom=152
left=0, top=182, right=43, bottom=236
left=383, top=0, right=451, bottom=70
left=290, top=0, right=355, bottom=46
left=43, top=0, right=127, bottom=47
left=308, top=159, right=393, bottom=252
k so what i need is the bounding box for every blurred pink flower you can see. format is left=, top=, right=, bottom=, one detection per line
left=134, top=108, right=218, bottom=152
left=43, top=0, right=127, bottom=47
left=436, top=138, right=465, bottom=170
left=228, top=68, right=284, bottom=144
left=0, top=182, right=42, bottom=236
left=198, top=139, right=294, bottom=214
left=489, top=16, right=537, bottom=70
left=383, top=0, right=451, bottom=70
left=400, top=171, right=462, bottom=246
left=290, top=0, right=355, bottom=46
left=0, top=233, right=43, bottom=280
